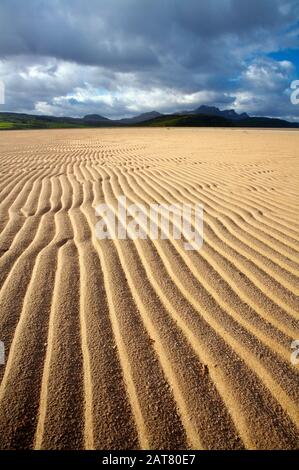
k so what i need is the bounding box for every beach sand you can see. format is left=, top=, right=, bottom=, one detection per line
left=0, top=128, right=298, bottom=449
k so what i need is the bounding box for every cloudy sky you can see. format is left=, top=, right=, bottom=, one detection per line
left=0, top=0, right=299, bottom=119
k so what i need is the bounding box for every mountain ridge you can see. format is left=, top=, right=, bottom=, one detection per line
left=0, top=105, right=298, bottom=129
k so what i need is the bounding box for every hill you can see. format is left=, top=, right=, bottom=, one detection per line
left=0, top=108, right=298, bottom=130
left=138, top=113, right=299, bottom=128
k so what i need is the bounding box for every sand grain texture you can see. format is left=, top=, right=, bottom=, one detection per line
left=0, top=128, right=298, bottom=449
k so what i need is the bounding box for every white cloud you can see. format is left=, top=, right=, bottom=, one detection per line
left=0, top=52, right=298, bottom=120
left=233, top=58, right=298, bottom=117
left=244, top=59, right=294, bottom=91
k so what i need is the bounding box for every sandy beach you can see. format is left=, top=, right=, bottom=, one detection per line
left=0, top=128, right=298, bottom=449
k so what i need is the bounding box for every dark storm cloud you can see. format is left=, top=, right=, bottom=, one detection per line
left=0, top=0, right=298, bottom=118
left=1, top=0, right=298, bottom=70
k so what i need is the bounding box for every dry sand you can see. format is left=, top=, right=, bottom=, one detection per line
left=0, top=127, right=298, bottom=450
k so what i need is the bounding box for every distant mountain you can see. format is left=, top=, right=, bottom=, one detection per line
left=83, top=114, right=110, bottom=122
left=222, top=109, right=249, bottom=120
left=118, top=111, right=162, bottom=124
left=0, top=108, right=298, bottom=130
left=137, top=113, right=299, bottom=129
left=176, top=105, right=249, bottom=120
left=0, top=112, right=116, bottom=129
